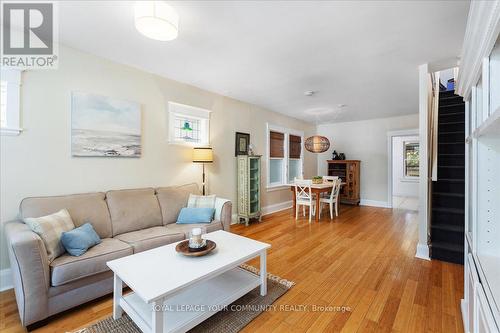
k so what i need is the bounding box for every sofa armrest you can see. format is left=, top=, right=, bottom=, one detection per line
left=214, top=198, right=232, bottom=232
left=4, top=220, right=50, bottom=326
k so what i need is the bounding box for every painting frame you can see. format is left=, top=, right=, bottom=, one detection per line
left=235, top=132, right=250, bottom=156
left=71, top=91, right=141, bottom=158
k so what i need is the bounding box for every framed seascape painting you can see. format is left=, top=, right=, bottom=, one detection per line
left=71, top=92, right=141, bottom=157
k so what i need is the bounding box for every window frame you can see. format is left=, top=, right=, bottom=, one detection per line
left=1, top=69, right=22, bottom=136
left=403, top=140, right=420, bottom=179
left=167, top=102, right=211, bottom=146
left=266, top=123, right=304, bottom=190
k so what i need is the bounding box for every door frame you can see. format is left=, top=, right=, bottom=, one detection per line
left=387, top=129, right=419, bottom=208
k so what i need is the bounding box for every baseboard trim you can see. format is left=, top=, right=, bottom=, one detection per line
left=0, top=268, right=12, bottom=291
left=262, top=200, right=293, bottom=216
left=230, top=213, right=239, bottom=225
left=461, top=299, right=469, bottom=333
left=359, top=199, right=391, bottom=208
left=415, top=243, right=431, bottom=261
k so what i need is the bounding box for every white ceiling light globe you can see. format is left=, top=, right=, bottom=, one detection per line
left=134, top=1, right=179, bottom=41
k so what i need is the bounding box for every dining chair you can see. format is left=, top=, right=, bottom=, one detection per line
left=319, top=178, right=342, bottom=219
left=323, top=175, right=338, bottom=183
left=294, top=179, right=316, bottom=222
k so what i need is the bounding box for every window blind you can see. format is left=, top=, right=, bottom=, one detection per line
left=270, top=131, right=284, bottom=158
left=289, top=135, right=301, bottom=159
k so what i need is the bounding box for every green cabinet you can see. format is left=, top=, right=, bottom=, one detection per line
left=237, top=155, right=262, bottom=225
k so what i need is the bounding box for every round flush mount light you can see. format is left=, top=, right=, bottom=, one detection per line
left=304, top=90, right=315, bottom=96
left=134, top=1, right=179, bottom=41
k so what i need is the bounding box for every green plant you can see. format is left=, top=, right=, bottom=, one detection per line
left=313, top=176, right=323, bottom=180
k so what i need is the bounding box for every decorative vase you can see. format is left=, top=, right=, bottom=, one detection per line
left=339, top=153, right=346, bottom=160
left=332, top=150, right=338, bottom=160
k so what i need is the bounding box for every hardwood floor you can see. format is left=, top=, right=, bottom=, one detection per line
left=0, top=205, right=464, bottom=333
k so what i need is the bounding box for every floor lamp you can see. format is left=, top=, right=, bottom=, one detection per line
left=192, top=147, right=213, bottom=195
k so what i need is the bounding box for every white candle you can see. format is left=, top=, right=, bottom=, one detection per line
left=190, top=228, right=203, bottom=248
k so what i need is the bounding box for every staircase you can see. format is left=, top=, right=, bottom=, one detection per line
left=430, top=90, right=465, bottom=265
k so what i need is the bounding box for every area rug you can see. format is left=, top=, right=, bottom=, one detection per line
left=75, top=264, right=294, bottom=333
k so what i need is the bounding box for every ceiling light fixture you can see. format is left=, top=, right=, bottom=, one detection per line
left=304, top=90, right=315, bottom=96
left=134, top=1, right=179, bottom=41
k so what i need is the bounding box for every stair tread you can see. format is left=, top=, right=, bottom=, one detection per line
left=439, top=95, right=462, bottom=101
left=436, top=178, right=465, bottom=182
left=438, top=153, right=464, bottom=156
left=439, top=131, right=465, bottom=135
left=439, top=103, right=465, bottom=108
left=431, top=241, right=463, bottom=252
left=439, top=112, right=465, bottom=117
left=438, top=142, right=464, bottom=145
left=440, top=121, right=465, bottom=125
left=438, top=165, right=465, bottom=169
left=433, top=192, right=465, bottom=198
left=433, top=207, right=465, bottom=214
left=431, top=224, right=465, bottom=232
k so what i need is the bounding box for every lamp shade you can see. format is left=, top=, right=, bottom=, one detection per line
left=193, top=147, right=213, bottom=163
left=134, top=1, right=179, bottom=41
left=305, top=136, right=330, bottom=153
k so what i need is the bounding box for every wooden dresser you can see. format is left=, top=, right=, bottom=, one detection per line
left=327, top=160, right=360, bottom=205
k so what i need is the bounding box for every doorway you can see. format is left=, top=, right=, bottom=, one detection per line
left=387, top=130, right=420, bottom=210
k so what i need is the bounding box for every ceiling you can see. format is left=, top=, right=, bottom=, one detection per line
left=59, top=1, right=470, bottom=124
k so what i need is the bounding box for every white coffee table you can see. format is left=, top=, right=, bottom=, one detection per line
left=107, top=230, right=271, bottom=333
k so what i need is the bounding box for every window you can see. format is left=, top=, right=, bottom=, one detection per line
left=288, top=135, right=302, bottom=182
left=168, top=102, right=210, bottom=145
left=1, top=69, right=22, bottom=135
left=404, top=141, right=419, bottom=178
left=267, top=124, right=304, bottom=188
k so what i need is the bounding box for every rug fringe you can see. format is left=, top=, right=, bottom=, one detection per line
left=239, top=263, right=295, bottom=289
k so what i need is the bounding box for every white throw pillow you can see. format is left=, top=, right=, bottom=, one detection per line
left=23, top=209, right=75, bottom=262
left=187, top=194, right=216, bottom=209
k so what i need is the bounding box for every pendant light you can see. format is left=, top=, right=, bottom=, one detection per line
left=305, top=136, right=330, bottom=153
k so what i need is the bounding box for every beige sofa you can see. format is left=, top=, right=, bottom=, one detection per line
left=4, top=183, right=232, bottom=327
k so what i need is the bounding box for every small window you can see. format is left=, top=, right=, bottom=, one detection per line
left=404, top=141, right=419, bottom=178
left=1, top=69, right=22, bottom=135
left=168, top=102, right=210, bottom=145
left=267, top=124, right=303, bottom=188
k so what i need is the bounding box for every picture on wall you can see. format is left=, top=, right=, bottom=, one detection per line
left=71, top=92, right=141, bottom=157
left=235, top=132, right=250, bottom=156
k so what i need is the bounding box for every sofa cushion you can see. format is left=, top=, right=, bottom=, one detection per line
left=20, top=192, right=112, bottom=238
left=50, top=238, right=132, bottom=286
left=106, top=188, right=162, bottom=236
left=23, top=209, right=75, bottom=262
left=156, top=183, right=200, bottom=225
left=114, top=227, right=184, bottom=253
left=165, top=220, right=223, bottom=237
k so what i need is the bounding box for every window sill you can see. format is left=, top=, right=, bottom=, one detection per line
left=266, top=185, right=289, bottom=192
left=167, top=140, right=208, bottom=147
left=0, top=127, right=23, bottom=136
left=400, top=177, right=419, bottom=183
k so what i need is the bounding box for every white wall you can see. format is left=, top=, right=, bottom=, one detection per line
left=317, top=114, right=419, bottom=206
left=0, top=46, right=317, bottom=270
left=392, top=135, right=419, bottom=197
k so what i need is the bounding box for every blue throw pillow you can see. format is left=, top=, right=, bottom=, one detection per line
left=61, top=223, right=101, bottom=256
left=177, top=208, right=215, bottom=224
